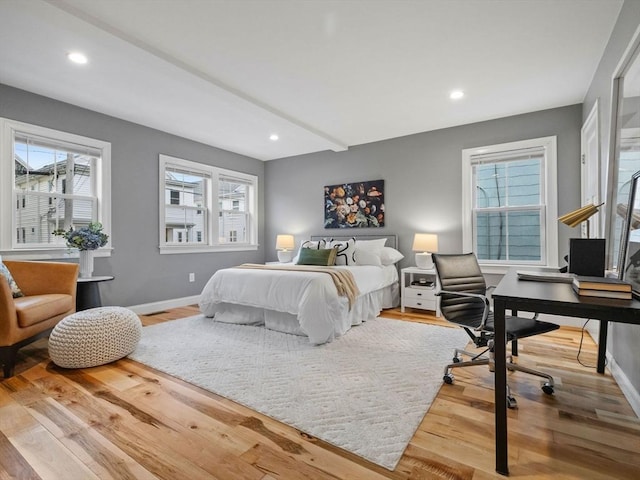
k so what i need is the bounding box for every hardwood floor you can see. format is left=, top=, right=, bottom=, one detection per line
left=1, top=306, right=639, bottom=479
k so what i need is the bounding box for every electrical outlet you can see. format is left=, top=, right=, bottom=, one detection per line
left=188, top=273, right=195, bottom=282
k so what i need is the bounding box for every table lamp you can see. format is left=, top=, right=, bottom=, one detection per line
left=276, top=234, right=295, bottom=263
left=412, top=233, right=438, bottom=269
left=558, top=202, right=604, bottom=238
left=558, top=203, right=605, bottom=276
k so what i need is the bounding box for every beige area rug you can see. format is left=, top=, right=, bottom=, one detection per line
left=128, top=315, right=468, bottom=470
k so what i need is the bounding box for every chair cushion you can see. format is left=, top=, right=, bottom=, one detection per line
left=485, top=314, right=560, bottom=340
left=49, top=306, right=142, bottom=369
left=13, top=294, right=74, bottom=328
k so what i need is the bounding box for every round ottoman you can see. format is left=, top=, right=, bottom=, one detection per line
left=49, top=306, right=142, bottom=369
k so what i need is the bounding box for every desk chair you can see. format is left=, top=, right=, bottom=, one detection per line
left=432, top=253, right=558, bottom=408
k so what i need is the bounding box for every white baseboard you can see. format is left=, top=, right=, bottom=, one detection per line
left=584, top=323, right=640, bottom=418
left=127, top=295, right=201, bottom=315
left=607, top=353, right=640, bottom=418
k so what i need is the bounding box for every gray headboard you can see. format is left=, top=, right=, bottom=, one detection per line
left=311, top=234, right=398, bottom=250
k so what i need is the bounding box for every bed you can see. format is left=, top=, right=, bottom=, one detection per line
left=198, top=235, right=401, bottom=344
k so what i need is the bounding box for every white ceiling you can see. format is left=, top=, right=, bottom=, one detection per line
left=0, top=0, right=624, bottom=161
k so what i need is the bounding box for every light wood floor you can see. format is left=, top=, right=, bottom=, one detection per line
left=1, top=306, right=639, bottom=479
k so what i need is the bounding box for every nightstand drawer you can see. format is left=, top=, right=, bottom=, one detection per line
left=404, top=287, right=435, bottom=300
left=404, top=297, right=436, bottom=311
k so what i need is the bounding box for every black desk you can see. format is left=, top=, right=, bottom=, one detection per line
left=491, top=269, right=640, bottom=476
left=76, top=276, right=114, bottom=311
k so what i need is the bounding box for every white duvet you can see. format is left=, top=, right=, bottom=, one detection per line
left=199, top=264, right=398, bottom=344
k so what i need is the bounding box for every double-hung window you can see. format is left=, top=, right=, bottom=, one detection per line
left=462, top=136, right=558, bottom=270
left=0, top=118, right=111, bottom=257
left=159, top=154, right=258, bottom=253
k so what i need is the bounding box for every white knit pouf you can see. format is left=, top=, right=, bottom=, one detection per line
left=49, top=306, right=142, bottom=369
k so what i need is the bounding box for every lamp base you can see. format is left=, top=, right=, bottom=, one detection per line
left=277, top=250, right=293, bottom=263
left=415, top=252, right=433, bottom=270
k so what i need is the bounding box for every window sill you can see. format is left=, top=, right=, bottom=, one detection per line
left=0, top=248, right=112, bottom=261
left=479, top=263, right=560, bottom=275
left=159, top=244, right=259, bottom=255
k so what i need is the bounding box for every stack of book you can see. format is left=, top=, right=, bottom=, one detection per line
left=572, top=275, right=633, bottom=299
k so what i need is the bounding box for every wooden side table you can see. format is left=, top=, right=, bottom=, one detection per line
left=76, top=276, right=114, bottom=311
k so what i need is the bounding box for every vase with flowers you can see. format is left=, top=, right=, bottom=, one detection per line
left=53, top=222, right=109, bottom=278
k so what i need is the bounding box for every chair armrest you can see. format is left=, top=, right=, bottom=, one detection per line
left=436, top=289, right=491, bottom=329
left=4, top=261, right=79, bottom=297
left=0, top=276, right=20, bottom=344
left=436, top=290, right=488, bottom=301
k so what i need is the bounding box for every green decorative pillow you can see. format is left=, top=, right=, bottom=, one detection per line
left=0, top=257, right=24, bottom=298
left=297, top=247, right=337, bottom=266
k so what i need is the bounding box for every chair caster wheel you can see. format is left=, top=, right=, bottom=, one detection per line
left=507, top=395, right=518, bottom=409
left=452, top=356, right=461, bottom=363
left=443, top=373, right=454, bottom=384
left=542, top=383, right=554, bottom=395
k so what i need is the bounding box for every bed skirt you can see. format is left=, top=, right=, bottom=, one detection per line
left=206, top=283, right=399, bottom=339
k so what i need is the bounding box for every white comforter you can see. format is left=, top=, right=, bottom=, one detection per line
left=199, top=264, right=398, bottom=344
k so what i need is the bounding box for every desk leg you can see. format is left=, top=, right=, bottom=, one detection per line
left=493, top=298, right=509, bottom=475
left=597, top=320, right=608, bottom=374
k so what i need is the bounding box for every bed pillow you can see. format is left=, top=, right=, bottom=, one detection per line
left=297, top=247, right=337, bottom=266
left=0, top=256, right=24, bottom=298
left=354, top=238, right=387, bottom=266
left=292, top=239, right=328, bottom=263
left=330, top=238, right=357, bottom=266
left=379, top=246, right=404, bottom=266
left=300, top=239, right=327, bottom=250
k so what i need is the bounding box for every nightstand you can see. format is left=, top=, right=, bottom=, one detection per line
left=400, top=267, right=441, bottom=316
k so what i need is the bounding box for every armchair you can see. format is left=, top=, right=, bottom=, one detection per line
left=432, top=253, right=558, bottom=408
left=1, top=260, right=78, bottom=378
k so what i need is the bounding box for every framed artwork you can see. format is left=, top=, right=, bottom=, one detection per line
left=324, top=179, right=384, bottom=228
left=617, top=169, right=640, bottom=299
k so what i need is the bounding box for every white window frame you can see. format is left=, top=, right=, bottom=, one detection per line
left=462, top=136, right=558, bottom=273
left=0, top=118, right=112, bottom=259
left=159, top=154, right=258, bottom=254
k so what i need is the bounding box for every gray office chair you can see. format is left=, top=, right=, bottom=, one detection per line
left=432, top=253, right=558, bottom=408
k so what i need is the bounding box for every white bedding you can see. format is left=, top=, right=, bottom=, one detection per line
left=199, top=264, right=399, bottom=344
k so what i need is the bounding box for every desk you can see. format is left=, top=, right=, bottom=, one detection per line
left=491, top=269, right=640, bottom=476
left=76, top=276, right=114, bottom=311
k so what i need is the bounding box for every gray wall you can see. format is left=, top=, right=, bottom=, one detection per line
left=0, top=84, right=266, bottom=308
left=264, top=104, right=583, bottom=271
left=583, top=0, right=640, bottom=403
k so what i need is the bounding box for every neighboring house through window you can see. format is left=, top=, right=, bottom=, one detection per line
left=462, top=136, right=558, bottom=271
left=0, top=117, right=111, bottom=257
left=159, top=154, right=258, bottom=253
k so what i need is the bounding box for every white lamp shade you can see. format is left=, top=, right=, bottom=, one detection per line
left=412, top=233, right=438, bottom=253
left=275, top=234, right=295, bottom=251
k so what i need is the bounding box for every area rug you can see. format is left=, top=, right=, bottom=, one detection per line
left=128, top=315, right=468, bottom=470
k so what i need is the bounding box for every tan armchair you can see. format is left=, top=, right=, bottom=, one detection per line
left=1, top=260, right=78, bottom=378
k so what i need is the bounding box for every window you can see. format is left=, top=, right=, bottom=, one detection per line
left=0, top=118, right=111, bottom=257
left=462, top=136, right=558, bottom=271
left=605, top=31, right=640, bottom=270
left=159, top=154, right=258, bottom=253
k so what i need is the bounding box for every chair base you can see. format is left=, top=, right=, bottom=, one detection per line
left=443, top=345, right=555, bottom=408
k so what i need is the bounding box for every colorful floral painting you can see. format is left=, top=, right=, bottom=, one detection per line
left=324, top=180, right=385, bottom=228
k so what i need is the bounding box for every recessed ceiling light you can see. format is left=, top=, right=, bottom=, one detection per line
left=269, top=134, right=279, bottom=141
left=67, top=52, right=88, bottom=64
left=450, top=90, right=464, bottom=100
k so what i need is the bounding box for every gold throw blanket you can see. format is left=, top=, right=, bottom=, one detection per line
left=235, top=264, right=361, bottom=309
